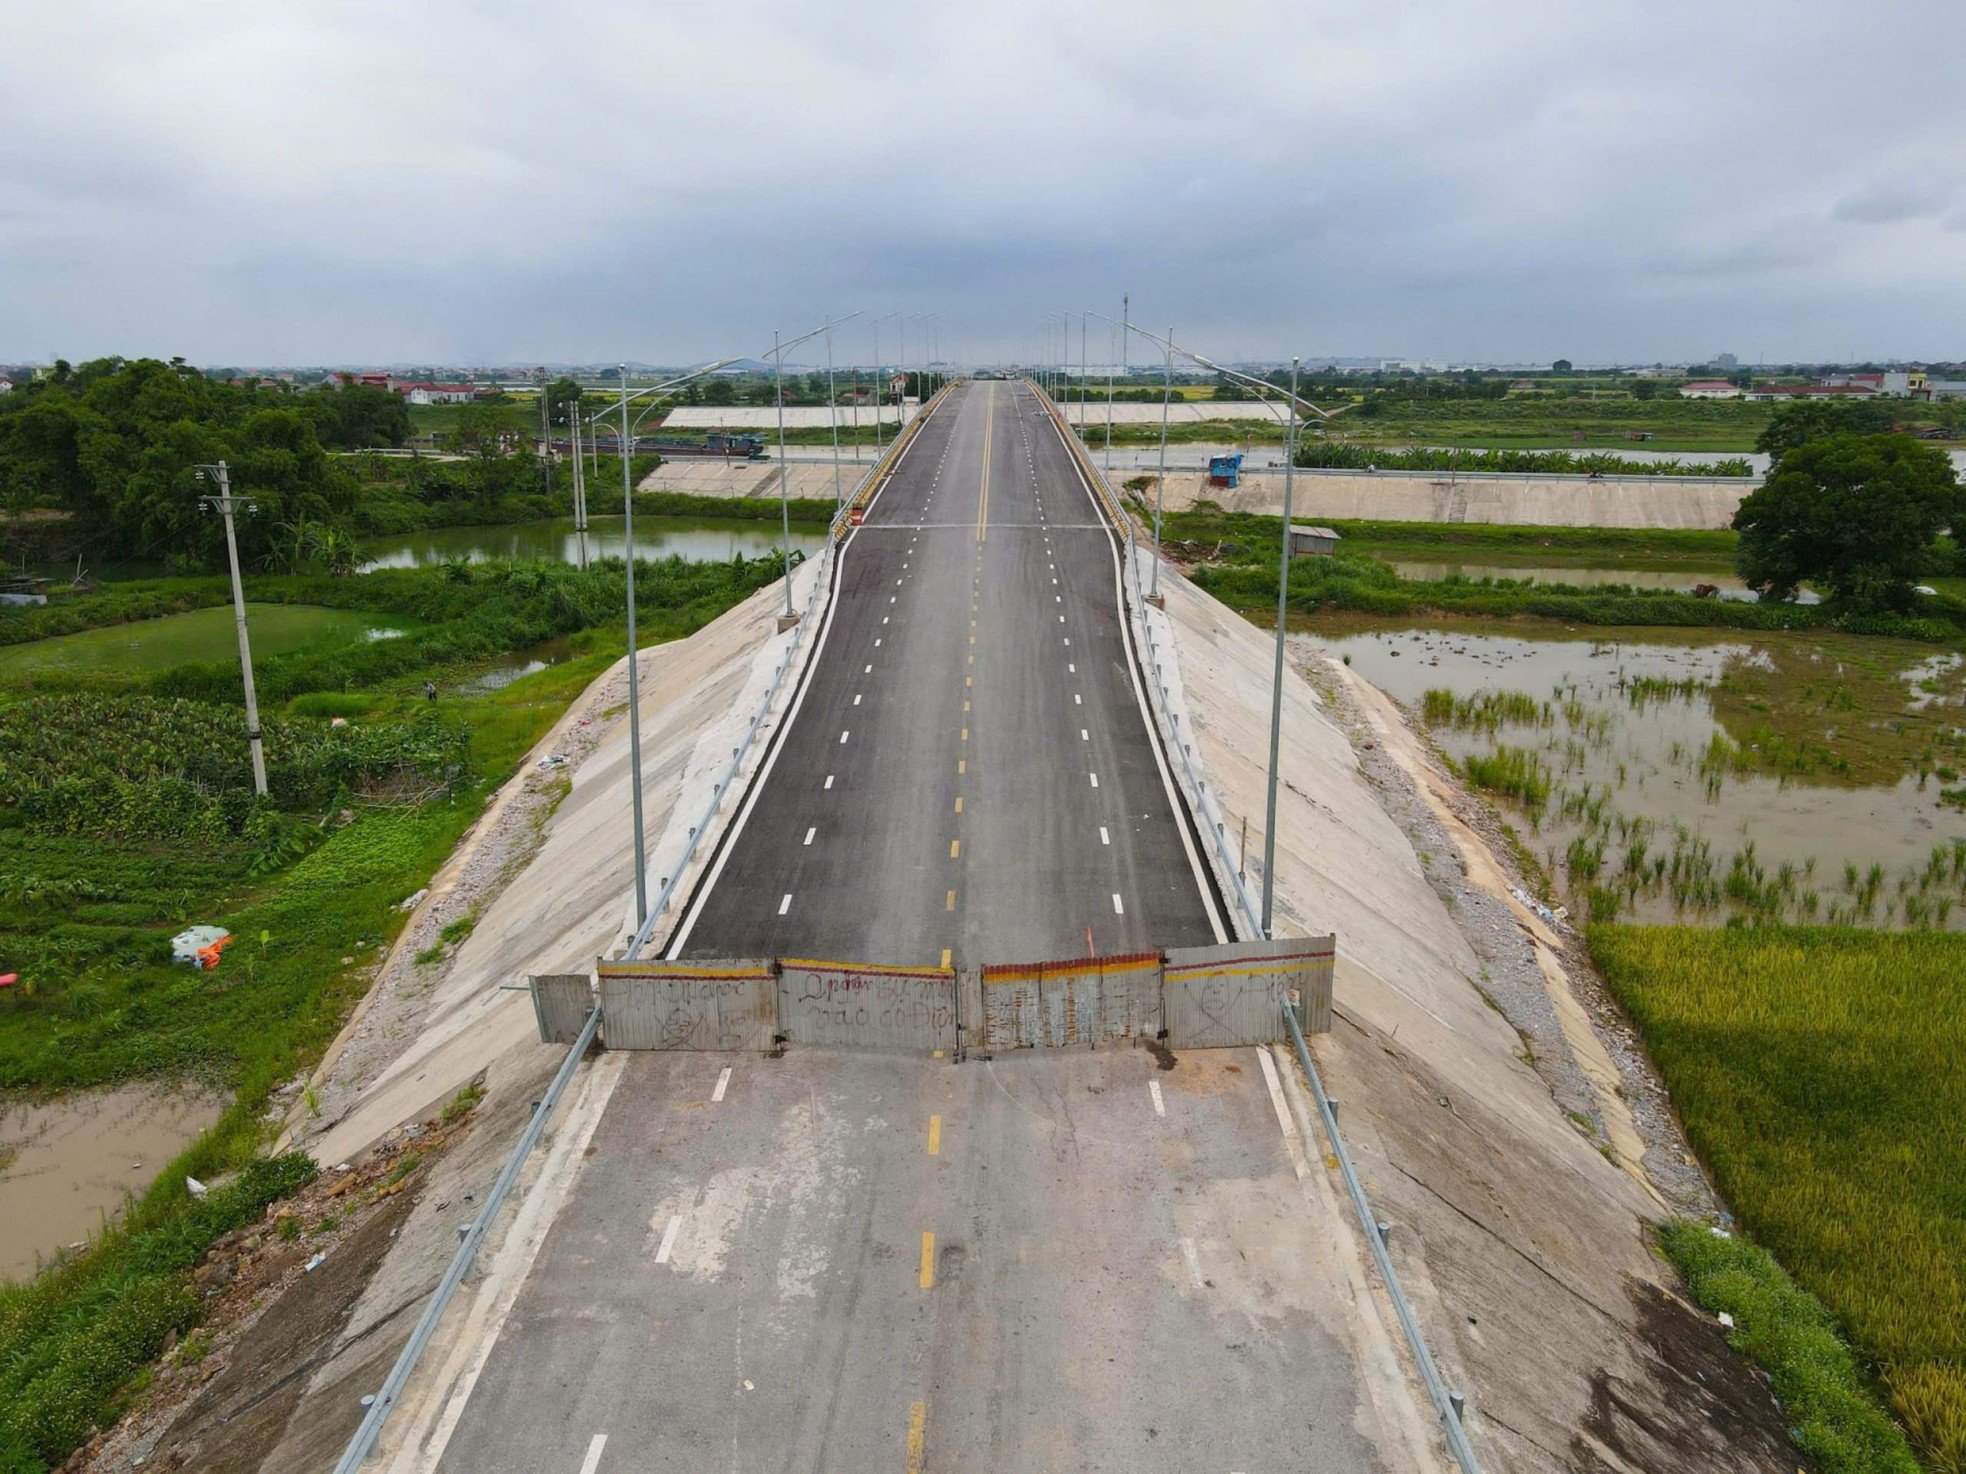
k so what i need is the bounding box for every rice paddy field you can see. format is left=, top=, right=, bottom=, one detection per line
left=1590, top=925, right=1966, bottom=1472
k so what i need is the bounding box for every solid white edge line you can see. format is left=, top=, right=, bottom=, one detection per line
left=711, top=1065, right=731, bottom=1102
left=1040, top=390, right=1229, bottom=945
left=579, top=1433, right=608, bottom=1474
left=664, top=388, right=947, bottom=958
left=1256, top=1044, right=1303, bottom=1177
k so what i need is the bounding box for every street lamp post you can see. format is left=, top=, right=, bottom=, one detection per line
left=1261, top=358, right=1301, bottom=939
left=825, top=326, right=843, bottom=512
left=617, top=363, right=649, bottom=926
left=196, top=461, right=267, bottom=797
left=1153, top=326, right=1172, bottom=597
left=1088, top=319, right=1337, bottom=937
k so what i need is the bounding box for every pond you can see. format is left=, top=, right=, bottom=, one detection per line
left=0, top=1083, right=224, bottom=1280
left=1301, top=615, right=1966, bottom=928
left=1384, top=561, right=1822, bottom=605
left=0, top=603, right=413, bottom=678
left=358, top=514, right=828, bottom=573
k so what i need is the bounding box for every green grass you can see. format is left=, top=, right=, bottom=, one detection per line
left=1591, top=925, right=1966, bottom=1471
left=0, top=555, right=782, bottom=1469
left=0, top=605, right=412, bottom=677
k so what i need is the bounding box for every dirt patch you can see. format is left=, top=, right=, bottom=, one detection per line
left=76, top=1102, right=480, bottom=1473
left=1570, top=1280, right=1799, bottom=1472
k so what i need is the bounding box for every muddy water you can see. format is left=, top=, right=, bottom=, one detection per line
left=0, top=1085, right=223, bottom=1279
left=1300, top=616, right=1966, bottom=927
left=1385, top=561, right=1823, bottom=605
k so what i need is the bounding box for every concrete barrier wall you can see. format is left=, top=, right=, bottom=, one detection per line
left=1162, top=937, right=1334, bottom=1048
left=778, top=959, right=956, bottom=1053
left=529, top=974, right=593, bottom=1044
left=597, top=960, right=776, bottom=1051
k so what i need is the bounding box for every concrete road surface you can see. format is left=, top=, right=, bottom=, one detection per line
left=669, top=378, right=1224, bottom=967
left=433, top=1047, right=1380, bottom=1473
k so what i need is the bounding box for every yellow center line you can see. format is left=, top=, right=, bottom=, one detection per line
left=940, top=948, right=951, bottom=969
left=919, top=1232, right=936, bottom=1288
left=946, top=890, right=956, bottom=911
left=954, top=795, right=963, bottom=811
left=975, top=388, right=994, bottom=542
left=906, top=1400, right=927, bottom=1474
left=961, top=728, right=968, bottom=741
left=927, top=1116, right=942, bottom=1155
left=950, top=839, right=960, bottom=858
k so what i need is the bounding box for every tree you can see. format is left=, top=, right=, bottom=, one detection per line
left=544, top=377, right=584, bottom=427
left=1551, top=359, right=1573, bottom=374
left=1631, top=379, right=1657, bottom=400
left=1754, top=397, right=1899, bottom=467
left=1732, top=434, right=1960, bottom=606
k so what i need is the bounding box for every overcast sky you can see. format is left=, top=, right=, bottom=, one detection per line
left=3, top=0, right=1962, bottom=368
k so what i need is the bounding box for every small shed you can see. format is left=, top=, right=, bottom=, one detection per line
left=1288, top=524, right=1341, bottom=558
left=1207, top=453, right=1244, bottom=489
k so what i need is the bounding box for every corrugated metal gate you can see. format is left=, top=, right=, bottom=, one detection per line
left=596, top=959, right=777, bottom=1051
left=977, top=951, right=1161, bottom=1050
left=1162, top=937, right=1334, bottom=1049
left=538, top=937, right=1334, bottom=1055
left=778, top=959, right=957, bottom=1053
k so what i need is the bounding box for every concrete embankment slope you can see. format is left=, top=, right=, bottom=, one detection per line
left=1148, top=565, right=1796, bottom=1471
left=1146, top=467, right=1748, bottom=529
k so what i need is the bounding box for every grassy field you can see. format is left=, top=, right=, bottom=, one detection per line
left=1590, top=926, right=1965, bottom=1472
left=0, top=555, right=781, bottom=1469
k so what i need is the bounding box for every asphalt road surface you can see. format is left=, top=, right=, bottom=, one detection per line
left=425, top=383, right=1378, bottom=1473
left=669, top=378, right=1224, bottom=967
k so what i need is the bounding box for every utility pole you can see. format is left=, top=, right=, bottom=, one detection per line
left=538, top=367, right=550, bottom=499
left=1261, top=357, right=1301, bottom=938
left=570, top=402, right=589, bottom=569
left=617, top=364, right=648, bottom=928
left=196, top=461, right=267, bottom=797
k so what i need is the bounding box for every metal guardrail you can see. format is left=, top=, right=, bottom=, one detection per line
left=1037, top=378, right=1482, bottom=1472
left=332, top=1005, right=601, bottom=1473
left=333, top=394, right=949, bottom=1471
left=1285, top=1001, right=1482, bottom=1472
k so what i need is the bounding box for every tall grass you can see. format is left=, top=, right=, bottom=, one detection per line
left=1591, top=925, right=1966, bottom=1471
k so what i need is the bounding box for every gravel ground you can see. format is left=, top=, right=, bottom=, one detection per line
left=1289, top=635, right=1726, bottom=1222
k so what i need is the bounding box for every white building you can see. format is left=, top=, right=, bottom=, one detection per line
left=1677, top=380, right=1741, bottom=399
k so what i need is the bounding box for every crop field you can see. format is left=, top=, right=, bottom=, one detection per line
left=1590, top=925, right=1966, bottom=1471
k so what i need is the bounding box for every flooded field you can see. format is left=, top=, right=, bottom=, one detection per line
left=0, top=603, right=411, bottom=677
left=1301, top=615, right=1966, bottom=927
left=358, top=513, right=827, bottom=572
left=1385, top=560, right=1822, bottom=605
left=0, top=1084, right=223, bottom=1279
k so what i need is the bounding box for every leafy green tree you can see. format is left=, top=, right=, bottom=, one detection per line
left=1551, top=359, right=1573, bottom=374
left=1631, top=379, right=1657, bottom=400
left=701, top=377, right=736, bottom=407
left=1755, top=397, right=1899, bottom=466
left=1732, top=434, right=1961, bottom=606
left=303, top=382, right=411, bottom=448
left=544, top=377, right=584, bottom=427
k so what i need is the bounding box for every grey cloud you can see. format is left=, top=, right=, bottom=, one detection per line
left=3, top=0, right=1966, bottom=364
